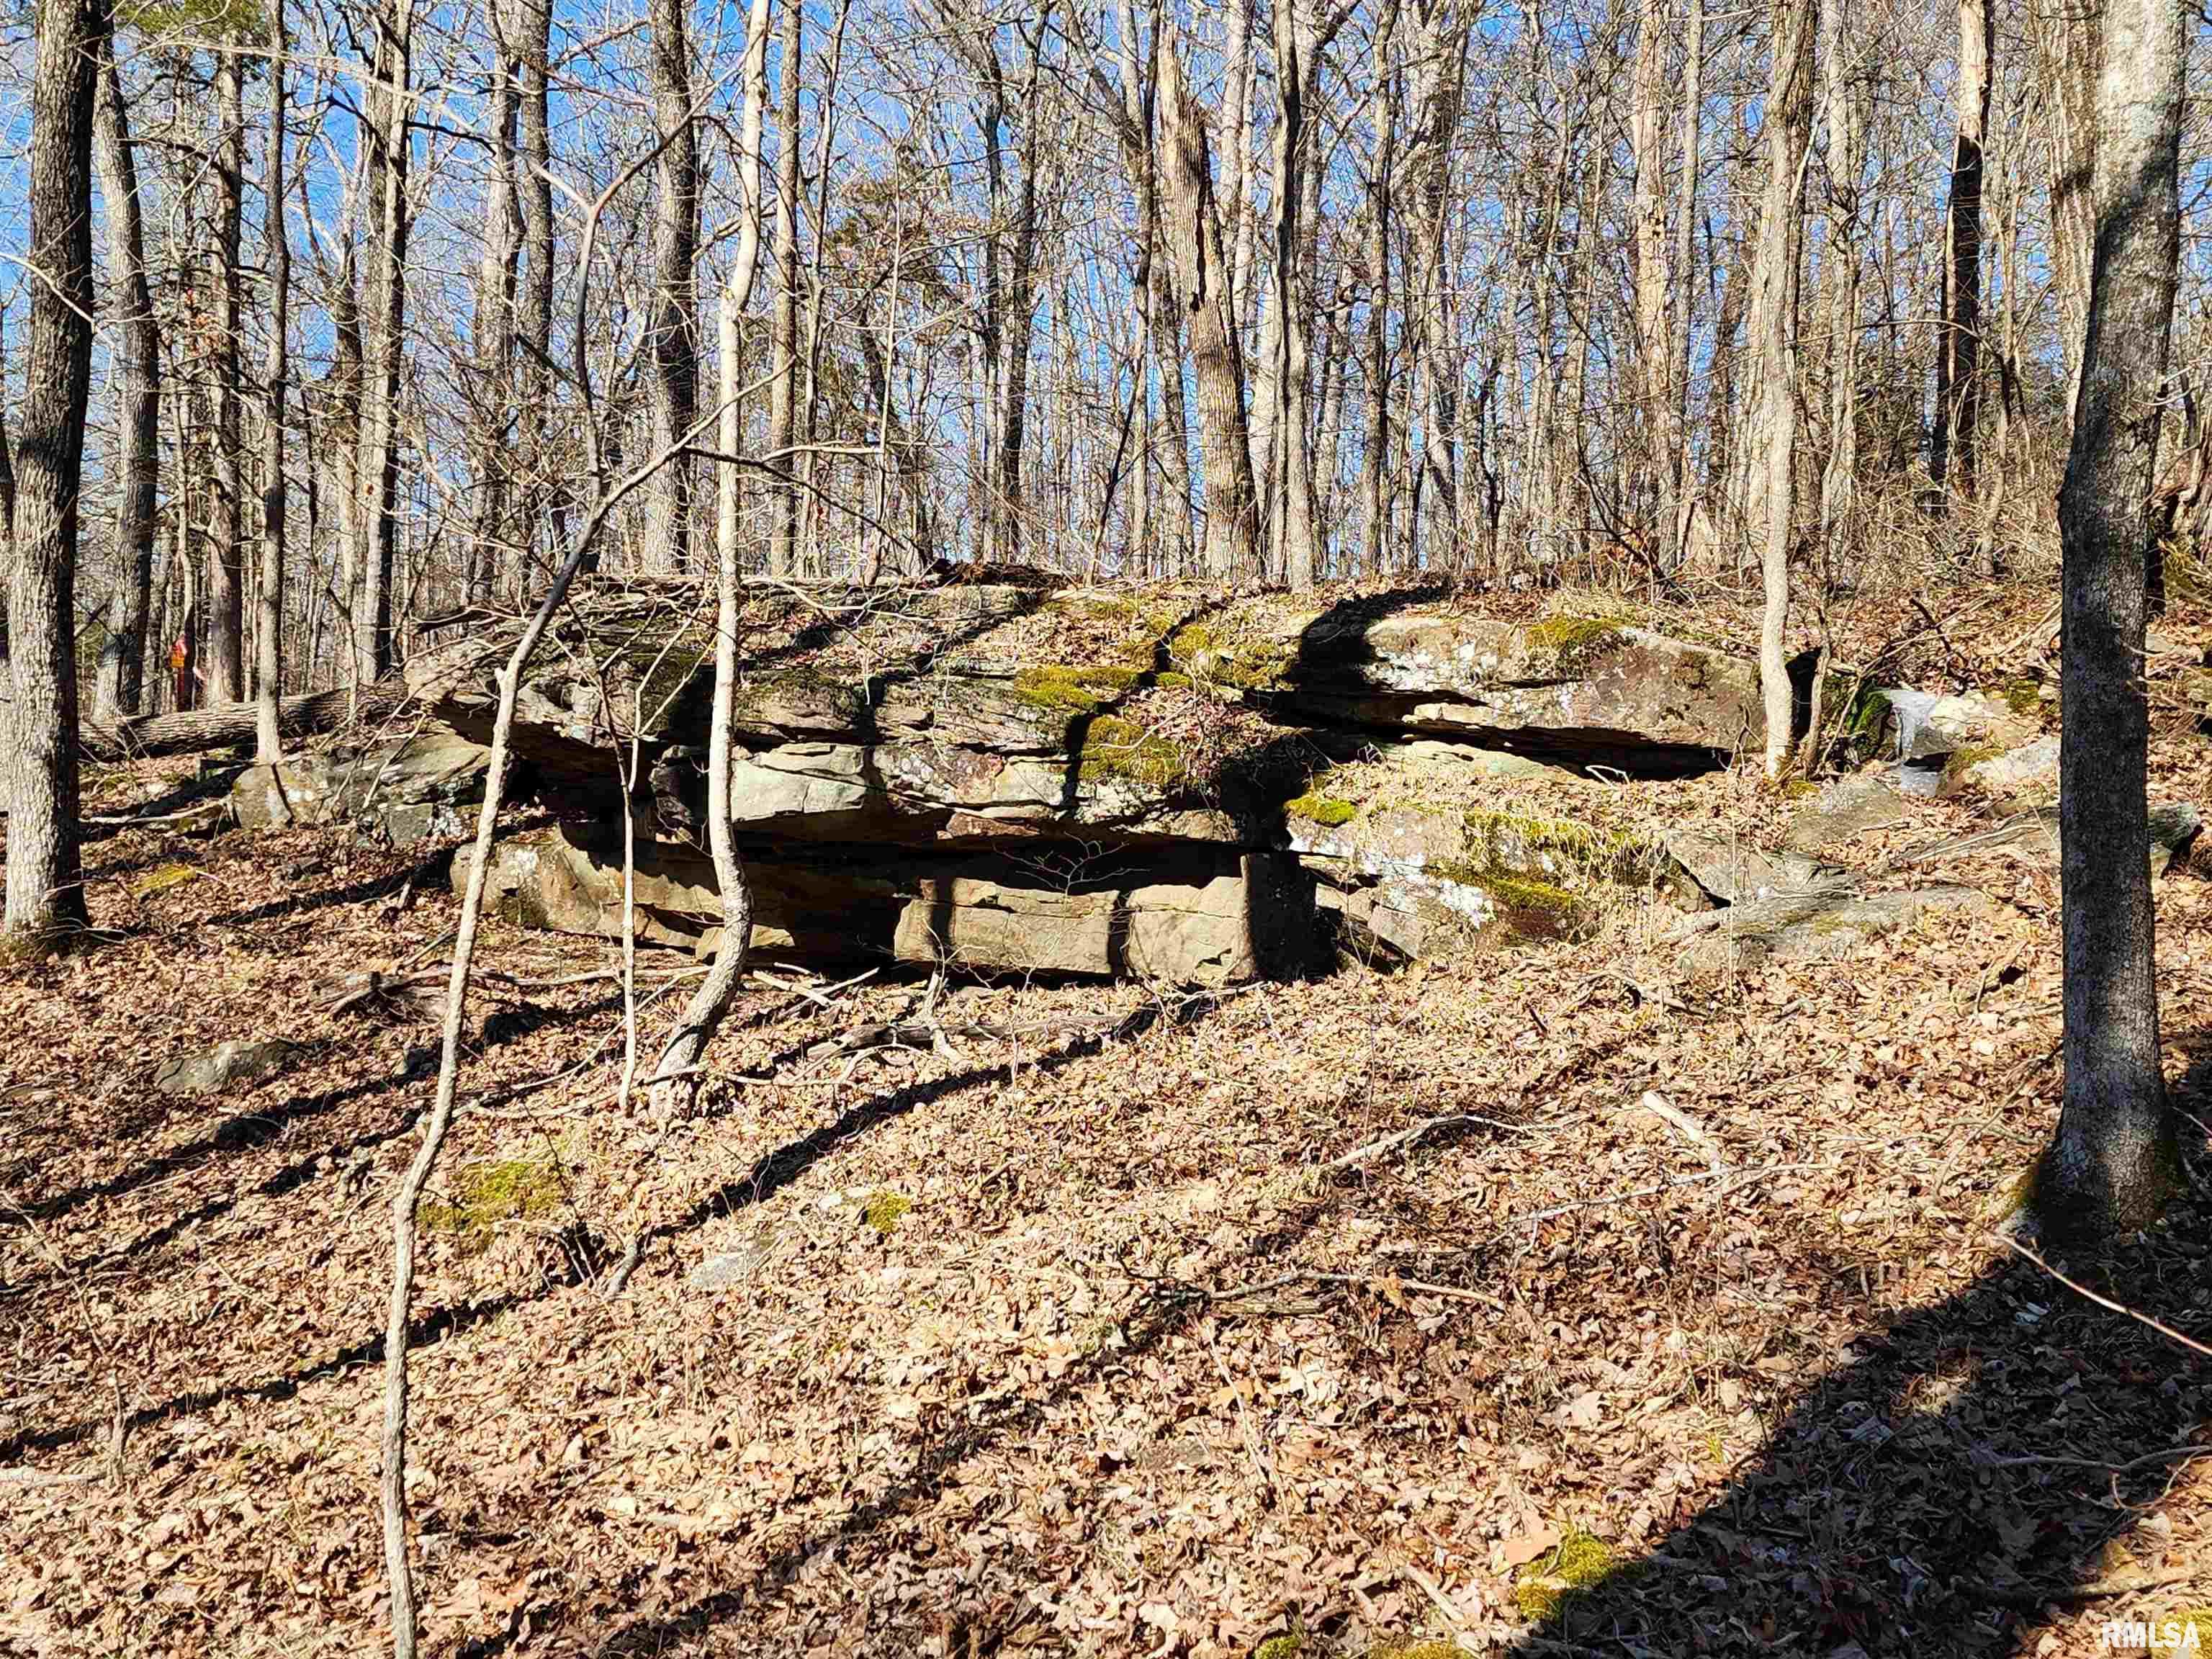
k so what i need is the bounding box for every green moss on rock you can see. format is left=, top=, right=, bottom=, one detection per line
left=1995, top=675, right=2044, bottom=716
left=1285, top=792, right=1359, bottom=827
left=1168, top=619, right=1298, bottom=691
left=1077, top=716, right=1192, bottom=790
left=1010, top=663, right=1143, bottom=714
left=1461, top=807, right=1660, bottom=886
left=1942, top=741, right=2008, bottom=781
left=1526, top=612, right=1630, bottom=675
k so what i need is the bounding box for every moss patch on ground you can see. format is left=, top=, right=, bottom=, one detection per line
left=861, top=1190, right=914, bottom=1237
left=423, top=1151, right=565, bottom=1252
left=1511, top=1527, right=1619, bottom=1622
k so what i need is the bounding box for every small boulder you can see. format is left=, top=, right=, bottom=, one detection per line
left=1783, top=772, right=1910, bottom=853
left=153, top=1038, right=302, bottom=1099
left=1951, top=734, right=2058, bottom=807
left=1665, top=829, right=1841, bottom=904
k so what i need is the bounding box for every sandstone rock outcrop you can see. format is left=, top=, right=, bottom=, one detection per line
left=394, top=583, right=1799, bottom=979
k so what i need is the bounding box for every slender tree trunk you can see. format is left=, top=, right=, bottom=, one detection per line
left=1156, top=7, right=1258, bottom=580
left=1106, top=0, right=1195, bottom=575
left=2035, top=0, right=2096, bottom=414
left=326, top=163, right=364, bottom=684
left=1363, top=0, right=1399, bottom=576
left=994, top=13, right=1051, bottom=565
left=93, top=45, right=158, bottom=722
left=1819, top=0, right=1862, bottom=561
left=467, top=21, right=519, bottom=603
left=512, top=0, right=557, bottom=585
left=355, top=0, right=413, bottom=681
left=1406, top=0, right=1465, bottom=554
left=5, top=0, right=100, bottom=943
left=208, top=47, right=246, bottom=703
left=0, top=307, right=15, bottom=551
left=1753, top=0, right=1813, bottom=777
left=1931, top=0, right=1993, bottom=507
left=1665, top=0, right=1703, bottom=566
left=647, top=0, right=698, bottom=572
left=256, top=0, right=290, bottom=763
left=1269, top=0, right=1331, bottom=589
left=766, top=0, right=802, bottom=574
left=654, top=0, right=772, bottom=1112
left=2038, top=0, right=2189, bottom=1242
left=1222, top=0, right=1257, bottom=331
left=1631, top=0, right=1670, bottom=536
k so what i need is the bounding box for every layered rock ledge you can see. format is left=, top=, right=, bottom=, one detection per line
left=213, top=578, right=2122, bottom=982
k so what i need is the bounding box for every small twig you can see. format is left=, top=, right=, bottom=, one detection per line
left=1633, top=1090, right=1727, bottom=1174
left=1977, top=1445, right=2209, bottom=1475
left=1323, top=1112, right=1533, bottom=1172
left=1995, top=1232, right=2212, bottom=1360
left=603, top=1235, right=644, bottom=1297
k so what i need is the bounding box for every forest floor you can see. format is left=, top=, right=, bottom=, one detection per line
left=5, top=580, right=2212, bottom=1658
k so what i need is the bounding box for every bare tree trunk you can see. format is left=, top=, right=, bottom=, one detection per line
left=5, top=0, right=99, bottom=943
left=2037, top=0, right=2188, bottom=1243
left=653, top=0, right=773, bottom=1112
left=1665, top=0, right=1703, bottom=567
left=1105, top=0, right=1195, bottom=574
left=766, top=0, right=802, bottom=575
left=93, top=45, right=158, bottom=722
left=325, top=163, right=364, bottom=685
left=2035, top=0, right=2095, bottom=415
left=256, top=0, right=290, bottom=764
left=1753, top=0, right=1812, bottom=778
left=354, top=0, right=413, bottom=682
left=1221, top=0, right=1257, bottom=331
left=1405, top=0, right=1465, bottom=556
left=1363, top=0, right=1399, bottom=576
left=466, top=19, right=519, bottom=604
left=1930, top=0, right=1992, bottom=508
left=1630, top=0, right=1670, bottom=537
left=1156, top=8, right=1258, bottom=580
left=1818, top=0, right=1862, bottom=564
left=513, top=0, right=557, bottom=585
left=646, top=0, right=698, bottom=572
left=207, top=47, right=246, bottom=703
left=0, top=307, right=14, bottom=550
left=990, top=10, right=1051, bottom=565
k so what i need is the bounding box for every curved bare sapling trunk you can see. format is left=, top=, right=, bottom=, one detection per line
left=651, top=0, right=775, bottom=1114
left=377, top=35, right=776, bottom=1654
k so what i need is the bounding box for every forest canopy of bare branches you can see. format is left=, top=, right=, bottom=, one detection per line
left=2, top=0, right=2206, bottom=705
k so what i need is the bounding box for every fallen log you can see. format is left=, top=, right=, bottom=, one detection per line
left=81, top=683, right=410, bottom=761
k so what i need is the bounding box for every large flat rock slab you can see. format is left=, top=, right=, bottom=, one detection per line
left=457, top=825, right=1316, bottom=985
